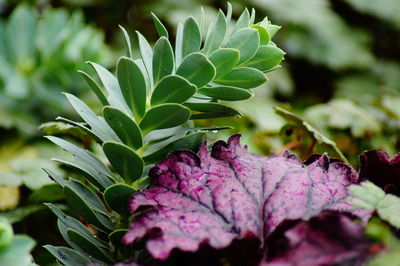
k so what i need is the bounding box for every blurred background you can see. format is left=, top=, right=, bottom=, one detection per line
left=0, top=0, right=399, bottom=264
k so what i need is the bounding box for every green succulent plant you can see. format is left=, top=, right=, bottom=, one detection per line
left=43, top=4, right=284, bottom=265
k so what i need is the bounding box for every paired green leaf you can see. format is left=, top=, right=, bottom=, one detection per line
left=226, top=28, right=260, bottom=64
left=103, top=142, right=144, bottom=184
left=208, top=48, right=240, bottom=79
left=198, top=86, right=254, bottom=101
left=139, top=104, right=191, bottom=135
left=215, top=67, right=267, bottom=89
left=103, top=106, right=143, bottom=150
left=152, top=37, right=174, bottom=85
left=244, top=45, right=285, bottom=72
left=117, top=57, right=147, bottom=120
left=151, top=75, right=196, bottom=106
left=176, top=52, right=216, bottom=88
left=104, top=184, right=136, bottom=216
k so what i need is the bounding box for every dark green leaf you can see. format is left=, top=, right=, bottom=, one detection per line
left=39, top=121, right=89, bottom=140
left=151, top=75, right=196, bottom=106
left=208, top=48, right=240, bottom=79
left=117, top=57, right=147, bottom=120
left=64, top=93, right=120, bottom=143
left=44, top=245, right=93, bottom=266
left=198, top=86, right=254, bottom=101
left=103, top=106, right=143, bottom=150
left=67, top=229, right=113, bottom=263
left=151, top=12, right=168, bottom=38
left=215, top=67, right=267, bottom=89
left=203, top=10, right=227, bottom=55
left=119, top=25, right=133, bottom=58
left=64, top=180, right=113, bottom=232
left=181, top=16, right=201, bottom=58
left=78, top=70, right=108, bottom=106
left=43, top=168, right=67, bottom=187
left=153, top=37, right=174, bottom=85
left=103, top=142, right=144, bottom=184
left=176, top=52, right=216, bottom=88
left=46, top=203, right=108, bottom=248
left=109, top=229, right=129, bottom=250
left=244, top=45, right=285, bottom=72
left=186, top=102, right=242, bottom=119
left=29, top=183, right=64, bottom=203
left=226, top=28, right=260, bottom=64
left=139, top=104, right=191, bottom=135
left=47, top=136, right=115, bottom=190
left=143, top=132, right=207, bottom=164
left=104, top=184, right=136, bottom=216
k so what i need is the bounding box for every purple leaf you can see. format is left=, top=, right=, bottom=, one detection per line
left=262, top=211, right=374, bottom=266
left=124, top=135, right=371, bottom=260
left=359, top=150, right=400, bottom=196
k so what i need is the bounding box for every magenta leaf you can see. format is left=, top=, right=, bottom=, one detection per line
left=359, top=150, right=400, bottom=196
left=123, top=135, right=371, bottom=261
left=263, top=211, right=374, bottom=266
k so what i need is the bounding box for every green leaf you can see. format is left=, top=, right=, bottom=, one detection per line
left=350, top=181, right=400, bottom=229
left=47, top=136, right=115, bottom=190
left=143, top=132, right=207, bottom=164
left=67, top=229, right=113, bottom=263
left=151, top=75, right=196, bottom=106
left=208, top=48, right=240, bottom=79
left=176, top=52, right=216, bottom=88
left=64, top=93, right=120, bottom=143
left=232, top=8, right=250, bottom=35
left=198, top=86, right=254, bottom=101
left=64, top=180, right=113, bottom=232
left=244, top=45, right=285, bottom=72
left=136, top=31, right=153, bottom=88
left=151, top=12, right=168, bottom=38
left=0, top=236, right=35, bottom=266
left=226, top=28, right=260, bottom=64
left=103, top=142, right=144, bottom=184
left=104, top=184, right=136, bottom=216
left=29, top=183, right=64, bottom=203
left=39, top=121, right=90, bottom=141
left=55, top=117, right=99, bottom=142
left=203, top=10, right=227, bottom=55
left=249, top=8, right=256, bottom=25
left=139, top=104, right=191, bottom=135
left=78, top=70, right=108, bottom=106
left=109, top=229, right=129, bottom=250
left=175, top=23, right=184, bottom=66
left=0, top=218, right=13, bottom=247
left=184, top=102, right=242, bottom=119
left=46, top=203, right=108, bottom=248
left=103, top=106, right=143, bottom=150
left=215, top=67, right=267, bottom=89
left=88, top=62, right=131, bottom=115
left=181, top=16, right=201, bottom=58
left=273, top=106, right=348, bottom=163
left=119, top=25, right=133, bottom=58
left=43, top=169, right=67, bottom=187
left=117, top=56, right=147, bottom=119
left=44, top=245, right=93, bottom=266
left=250, top=24, right=270, bottom=45
left=153, top=37, right=174, bottom=85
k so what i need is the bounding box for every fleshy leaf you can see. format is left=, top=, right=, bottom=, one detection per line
left=263, top=211, right=374, bottom=265
left=124, top=135, right=370, bottom=260
left=359, top=150, right=400, bottom=196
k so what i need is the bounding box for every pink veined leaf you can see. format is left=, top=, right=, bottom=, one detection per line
left=123, top=135, right=371, bottom=261
left=262, top=211, right=375, bottom=266
left=359, top=150, right=400, bottom=196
